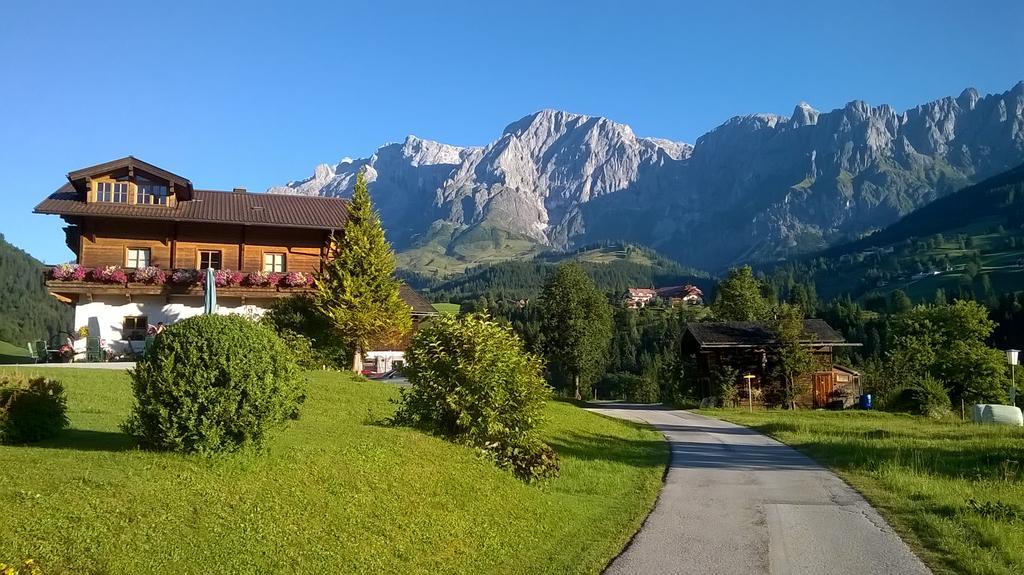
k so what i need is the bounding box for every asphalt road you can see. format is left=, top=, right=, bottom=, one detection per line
left=586, top=405, right=930, bottom=575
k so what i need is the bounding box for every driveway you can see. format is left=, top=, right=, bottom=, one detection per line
left=586, top=405, right=930, bottom=575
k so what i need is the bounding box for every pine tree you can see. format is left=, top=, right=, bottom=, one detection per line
left=314, top=171, right=412, bottom=372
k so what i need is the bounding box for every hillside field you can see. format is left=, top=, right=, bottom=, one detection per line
left=0, top=368, right=666, bottom=575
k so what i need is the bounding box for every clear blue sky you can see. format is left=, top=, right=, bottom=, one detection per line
left=2, top=0, right=1022, bottom=263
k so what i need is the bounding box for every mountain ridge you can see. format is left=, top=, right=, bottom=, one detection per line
left=270, top=82, right=1024, bottom=272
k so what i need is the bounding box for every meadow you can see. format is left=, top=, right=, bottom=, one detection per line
left=706, top=408, right=1024, bottom=575
left=0, top=368, right=666, bottom=575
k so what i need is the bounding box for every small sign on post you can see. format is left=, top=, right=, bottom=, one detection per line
left=1008, top=349, right=1020, bottom=407
left=743, top=374, right=757, bottom=413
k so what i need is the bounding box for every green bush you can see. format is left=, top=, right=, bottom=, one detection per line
left=887, top=376, right=952, bottom=419
left=261, top=294, right=350, bottom=369
left=123, top=314, right=305, bottom=453
left=0, top=376, right=68, bottom=444
left=392, top=313, right=559, bottom=481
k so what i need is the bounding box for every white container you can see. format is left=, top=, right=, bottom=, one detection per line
left=971, top=404, right=1024, bottom=426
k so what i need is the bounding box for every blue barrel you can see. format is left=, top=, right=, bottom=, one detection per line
left=859, top=394, right=873, bottom=410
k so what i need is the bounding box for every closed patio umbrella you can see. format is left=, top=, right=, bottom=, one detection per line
left=204, top=267, right=218, bottom=315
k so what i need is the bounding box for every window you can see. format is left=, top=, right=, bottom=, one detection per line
left=199, top=250, right=222, bottom=270
left=137, top=179, right=169, bottom=205
left=126, top=248, right=151, bottom=269
left=113, top=182, right=129, bottom=203
left=95, top=181, right=129, bottom=203
left=96, top=182, right=112, bottom=202
left=263, top=252, right=285, bottom=272
left=123, top=316, right=148, bottom=341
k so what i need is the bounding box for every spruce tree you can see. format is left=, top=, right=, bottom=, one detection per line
left=314, top=171, right=412, bottom=372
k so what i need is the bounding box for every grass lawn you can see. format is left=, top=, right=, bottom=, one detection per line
left=0, top=340, right=31, bottom=364
left=702, top=408, right=1024, bottom=575
left=0, top=368, right=666, bottom=574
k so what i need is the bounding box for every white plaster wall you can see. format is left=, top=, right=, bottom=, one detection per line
left=74, top=296, right=273, bottom=353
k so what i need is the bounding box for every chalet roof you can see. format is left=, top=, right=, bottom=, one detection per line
left=656, top=284, right=704, bottom=299
left=400, top=284, right=437, bottom=316
left=685, top=319, right=850, bottom=348
left=67, top=156, right=193, bottom=196
left=35, top=184, right=349, bottom=231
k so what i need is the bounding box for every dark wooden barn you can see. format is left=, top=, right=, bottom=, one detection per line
left=681, top=320, right=861, bottom=408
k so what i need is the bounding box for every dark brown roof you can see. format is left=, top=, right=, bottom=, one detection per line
left=67, top=156, right=193, bottom=196
left=400, top=284, right=437, bottom=316
left=35, top=183, right=349, bottom=230
left=685, top=319, right=850, bottom=348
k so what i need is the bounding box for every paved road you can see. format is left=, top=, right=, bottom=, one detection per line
left=586, top=405, right=930, bottom=575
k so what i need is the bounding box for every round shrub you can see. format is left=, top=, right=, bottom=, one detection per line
left=0, top=376, right=68, bottom=444
left=392, top=313, right=559, bottom=481
left=123, top=314, right=305, bottom=453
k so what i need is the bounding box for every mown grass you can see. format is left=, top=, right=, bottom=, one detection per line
left=704, top=408, right=1024, bottom=575
left=0, top=340, right=31, bottom=364
left=0, top=368, right=666, bottom=574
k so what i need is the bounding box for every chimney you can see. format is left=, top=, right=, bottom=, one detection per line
left=233, top=187, right=247, bottom=194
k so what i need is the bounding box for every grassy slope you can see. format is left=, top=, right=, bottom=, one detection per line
left=703, top=409, right=1024, bottom=575
left=0, top=340, right=31, bottom=364
left=0, top=368, right=666, bottom=575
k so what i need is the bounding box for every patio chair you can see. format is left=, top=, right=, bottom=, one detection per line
left=34, top=340, right=48, bottom=363
left=143, top=335, right=155, bottom=356
left=86, top=336, right=104, bottom=362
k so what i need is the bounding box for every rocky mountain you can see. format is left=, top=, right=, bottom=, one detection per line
left=270, top=82, right=1024, bottom=272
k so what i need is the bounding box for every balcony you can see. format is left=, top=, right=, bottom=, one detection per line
left=45, top=264, right=315, bottom=303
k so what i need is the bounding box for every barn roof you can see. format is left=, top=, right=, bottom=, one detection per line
left=400, top=284, right=437, bottom=316
left=685, top=319, right=853, bottom=348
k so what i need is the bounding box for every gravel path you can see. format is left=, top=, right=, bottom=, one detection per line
left=586, top=405, right=930, bottom=575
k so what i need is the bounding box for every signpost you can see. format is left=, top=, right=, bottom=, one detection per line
left=743, top=374, right=756, bottom=413
left=1007, top=349, right=1020, bottom=407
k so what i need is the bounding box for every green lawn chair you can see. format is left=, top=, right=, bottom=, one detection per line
left=34, top=340, right=48, bottom=363
left=143, top=335, right=155, bottom=357
left=26, top=341, right=37, bottom=363
left=86, top=336, right=103, bottom=362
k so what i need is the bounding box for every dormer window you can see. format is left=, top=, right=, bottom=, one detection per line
left=137, top=179, right=169, bottom=206
left=96, top=182, right=129, bottom=203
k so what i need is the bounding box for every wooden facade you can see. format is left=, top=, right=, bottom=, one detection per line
left=75, top=218, right=329, bottom=274
left=682, top=320, right=861, bottom=409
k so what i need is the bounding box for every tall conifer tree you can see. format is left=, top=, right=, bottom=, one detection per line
left=315, top=171, right=411, bottom=372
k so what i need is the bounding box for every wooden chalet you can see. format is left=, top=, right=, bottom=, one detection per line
left=681, top=320, right=861, bottom=408
left=34, top=156, right=434, bottom=357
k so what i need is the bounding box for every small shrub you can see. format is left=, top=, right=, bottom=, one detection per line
left=0, top=376, right=68, bottom=444
left=123, top=314, right=305, bottom=453
left=712, top=364, right=740, bottom=407
left=261, top=294, right=350, bottom=369
left=391, top=313, right=559, bottom=481
left=887, top=375, right=952, bottom=419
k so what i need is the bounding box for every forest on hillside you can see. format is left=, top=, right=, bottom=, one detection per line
left=0, top=234, right=73, bottom=347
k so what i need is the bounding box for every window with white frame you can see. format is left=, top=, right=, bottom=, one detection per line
left=113, top=182, right=129, bottom=203
left=126, top=248, right=151, bottom=269
left=136, top=179, right=169, bottom=205
left=263, top=252, right=285, bottom=272
left=199, top=250, right=222, bottom=270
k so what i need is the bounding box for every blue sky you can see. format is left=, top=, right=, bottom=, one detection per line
left=2, top=0, right=1022, bottom=263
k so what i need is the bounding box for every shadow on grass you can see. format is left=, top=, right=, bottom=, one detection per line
left=0, top=353, right=33, bottom=365
left=547, top=431, right=667, bottom=469
left=31, top=428, right=138, bottom=452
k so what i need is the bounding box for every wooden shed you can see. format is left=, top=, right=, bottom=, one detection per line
left=681, top=320, right=861, bottom=408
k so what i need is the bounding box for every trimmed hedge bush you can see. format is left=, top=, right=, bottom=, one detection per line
left=123, top=314, right=305, bottom=453
left=0, top=376, right=68, bottom=444
left=392, top=313, right=560, bottom=482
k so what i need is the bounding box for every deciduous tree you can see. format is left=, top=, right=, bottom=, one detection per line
left=712, top=266, right=772, bottom=321
left=538, top=264, right=613, bottom=399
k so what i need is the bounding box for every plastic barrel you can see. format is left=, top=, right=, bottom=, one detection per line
left=859, top=394, right=873, bottom=410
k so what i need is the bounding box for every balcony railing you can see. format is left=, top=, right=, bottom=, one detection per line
left=45, top=264, right=315, bottom=295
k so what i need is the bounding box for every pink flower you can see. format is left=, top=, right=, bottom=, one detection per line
left=281, top=271, right=308, bottom=287
left=50, top=263, right=86, bottom=281
left=90, top=266, right=128, bottom=284
left=245, top=270, right=271, bottom=287
left=132, top=266, right=167, bottom=285
left=170, top=269, right=201, bottom=286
